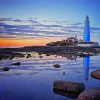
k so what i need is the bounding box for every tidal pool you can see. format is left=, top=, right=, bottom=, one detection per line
left=0, top=53, right=100, bottom=100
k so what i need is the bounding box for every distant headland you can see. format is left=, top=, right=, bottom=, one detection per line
left=46, top=16, right=99, bottom=47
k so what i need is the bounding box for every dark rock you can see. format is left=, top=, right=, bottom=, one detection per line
left=46, top=54, right=50, bottom=56
left=77, top=88, right=100, bottom=100
left=11, top=62, right=21, bottom=66
left=9, top=56, right=14, bottom=60
left=53, top=81, right=85, bottom=94
left=0, top=67, right=10, bottom=71
left=39, top=56, right=43, bottom=58
left=53, top=88, right=79, bottom=98
left=26, top=54, right=32, bottom=58
left=38, top=53, right=42, bottom=55
left=53, top=64, right=60, bottom=68
left=79, top=54, right=90, bottom=57
left=91, top=69, right=100, bottom=80
left=63, top=72, right=65, bottom=75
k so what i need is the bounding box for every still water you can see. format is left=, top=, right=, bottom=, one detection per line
left=0, top=52, right=100, bottom=100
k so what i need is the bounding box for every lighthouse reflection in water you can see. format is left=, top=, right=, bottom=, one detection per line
left=83, top=56, right=90, bottom=81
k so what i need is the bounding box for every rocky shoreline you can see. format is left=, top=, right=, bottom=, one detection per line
left=0, top=46, right=100, bottom=53
left=0, top=46, right=100, bottom=60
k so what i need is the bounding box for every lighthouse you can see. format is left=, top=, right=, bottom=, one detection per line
left=84, top=16, right=90, bottom=42
left=77, top=16, right=99, bottom=47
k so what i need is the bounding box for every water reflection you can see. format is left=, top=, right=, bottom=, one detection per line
left=83, top=56, right=90, bottom=81
left=61, top=53, right=77, bottom=60
left=26, top=52, right=91, bottom=81
left=52, top=55, right=91, bottom=99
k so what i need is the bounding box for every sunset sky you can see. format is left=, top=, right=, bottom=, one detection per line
left=0, top=0, right=100, bottom=47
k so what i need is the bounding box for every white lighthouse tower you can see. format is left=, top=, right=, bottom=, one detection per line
left=84, top=16, right=90, bottom=42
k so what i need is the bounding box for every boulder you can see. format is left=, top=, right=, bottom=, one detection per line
left=0, top=67, right=10, bottom=71
left=91, top=69, right=100, bottom=80
left=11, top=62, right=21, bottom=66
left=53, top=81, right=85, bottom=94
left=53, top=64, right=60, bottom=68
left=77, top=88, right=100, bottom=100
left=53, top=88, right=79, bottom=98
left=38, top=53, right=42, bottom=55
